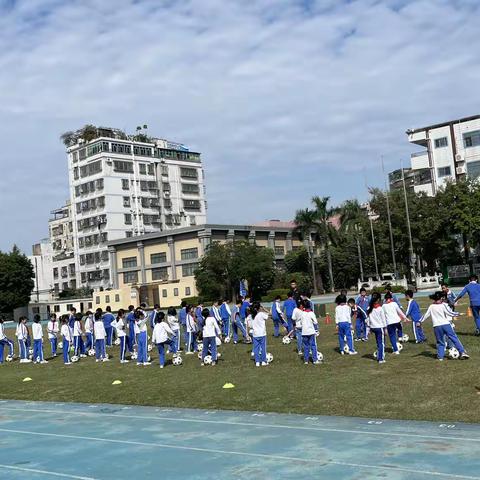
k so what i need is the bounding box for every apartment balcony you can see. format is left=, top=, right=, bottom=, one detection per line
left=407, top=130, right=428, bottom=147
left=411, top=151, right=429, bottom=170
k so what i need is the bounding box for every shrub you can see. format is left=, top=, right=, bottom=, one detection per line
left=261, top=288, right=290, bottom=302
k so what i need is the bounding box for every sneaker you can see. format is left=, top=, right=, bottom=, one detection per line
left=261, top=362, right=268, bottom=366
left=96, top=359, right=101, bottom=363
left=102, top=358, right=110, bottom=362
left=304, top=362, right=309, bottom=365
left=438, top=358, right=444, bottom=361
left=40, top=360, right=48, bottom=364
left=354, top=338, right=361, bottom=342
left=313, top=361, right=321, bottom=365
left=160, top=365, right=164, bottom=369
left=393, top=351, right=400, bottom=355
left=80, top=354, right=87, bottom=358
left=461, top=352, right=470, bottom=359
left=340, top=351, right=345, bottom=355
left=298, top=351, right=303, bottom=356
left=137, top=362, right=143, bottom=366
left=378, top=360, right=386, bottom=364
left=201, top=362, right=205, bottom=366
left=143, top=362, right=151, bottom=366
left=348, top=351, right=358, bottom=355
left=120, top=360, right=129, bottom=364
left=52, top=353, right=57, bottom=357
left=64, top=362, right=72, bottom=365
left=212, top=362, right=216, bottom=366
left=255, top=362, right=260, bottom=367
left=185, top=351, right=194, bottom=355
left=20, top=359, right=31, bottom=363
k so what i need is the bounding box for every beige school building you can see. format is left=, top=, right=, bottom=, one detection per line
left=93, top=223, right=303, bottom=310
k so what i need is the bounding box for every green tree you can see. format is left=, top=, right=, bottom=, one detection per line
left=0, top=246, right=35, bottom=314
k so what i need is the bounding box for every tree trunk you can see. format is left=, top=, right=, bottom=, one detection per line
left=326, top=246, right=334, bottom=292
left=356, top=237, right=364, bottom=281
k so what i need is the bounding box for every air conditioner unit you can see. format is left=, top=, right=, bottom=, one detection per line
left=164, top=191, right=170, bottom=197
left=456, top=166, right=466, bottom=175
left=106, top=159, right=112, bottom=165
left=455, top=153, right=464, bottom=162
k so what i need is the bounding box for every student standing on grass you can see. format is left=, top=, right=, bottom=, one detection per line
left=201, top=307, right=221, bottom=366
left=149, top=304, right=161, bottom=331
left=219, top=298, right=231, bottom=339
left=178, top=301, right=187, bottom=350
left=68, top=307, right=77, bottom=330
left=292, top=300, right=304, bottom=355
left=366, top=293, right=387, bottom=363
left=47, top=313, right=59, bottom=357
left=383, top=292, right=407, bottom=354
left=240, top=295, right=251, bottom=322
left=135, top=308, right=150, bottom=366
left=0, top=316, right=14, bottom=361
left=94, top=311, right=109, bottom=362
left=112, top=309, right=128, bottom=363
left=271, top=295, right=288, bottom=338
left=301, top=299, right=320, bottom=365
left=248, top=302, right=269, bottom=367
left=185, top=305, right=198, bottom=354
left=232, top=298, right=250, bottom=344
left=455, top=274, right=480, bottom=335
left=32, top=315, right=48, bottom=364
left=73, top=315, right=86, bottom=358
left=405, top=290, right=426, bottom=343
left=60, top=316, right=73, bottom=365
left=210, top=300, right=223, bottom=335
left=421, top=291, right=469, bottom=361
left=16, top=317, right=30, bottom=363
left=126, top=305, right=136, bottom=353
left=152, top=312, right=176, bottom=368
left=166, top=307, right=180, bottom=352
left=283, top=292, right=297, bottom=333
left=335, top=295, right=357, bottom=355
left=102, top=306, right=115, bottom=347
left=84, top=311, right=94, bottom=352
left=441, top=283, right=457, bottom=309
left=195, top=302, right=205, bottom=330
left=355, top=288, right=369, bottom=341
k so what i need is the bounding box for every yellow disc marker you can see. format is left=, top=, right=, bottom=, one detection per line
left=22, top=377, right=32, bottom=382
left=112, top=380, right=122, bottom=385
left=222, top=383, right=235, bottom=389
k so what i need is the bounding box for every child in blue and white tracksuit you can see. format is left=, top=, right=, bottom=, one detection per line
left=94, top=313, right=109, bottom=362
left=248, top=303, right=269, bottom=367
left=231, top=299, right=250, bottom=343
left=167, top=307, right=180, bottom=352
left=135, top=309, right=150, bottom=366
left=366, top=293, right=387, bottom=363
left=271, top=296, right=288, bottom=337
left=405, top=290, right=426, bottom=343
left=16, top=317, right=31, bottom=363
left=152, top=312, right=176, bottom=368
left=112, top=309, right=128, bottom=363
left=126, top=306, right=136, bottom=353
left=335, top=295, right=357, bottom=355
left=60, top=317, right=73, bottom=365
left=84, top=312, right=94, bottom=352
left=455, top=275, right=480, bottom=334
left=149, top=305, right=161, bottom=331
left=421, top=291, right=469, bottom=360
left=195, top=303, right=205, bottom=330
left=355, top=288, right=369, bottom=341
left=301, top=300, right=320, bottom=364
left=185, top=306, right=198, bottom=354
left=32, top=315, right=47, bottom=364
left=178, top=302, right=187, bottom=350
left=383, top=293, right=407, bottom=354
left=73, top=316, right=86, bottom=358
left=292, top=302, right=304, bottom=355
left=210, top=301, right=223, bottom=336
left=283, top=293, right=297, bottom=332
left=201, top=308, right=221, bottom=366
left=240, top=296, right=251, bottom=322
left=103, top=307, right=115, bottom=346
left=0, top=316, right=14, bottom=362
left=47, top=314, right=59, bottom=356
left=219, top=299, right=231, bottom=338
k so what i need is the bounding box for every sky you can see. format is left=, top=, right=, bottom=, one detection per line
left=0, top=0, right=479, bottom=253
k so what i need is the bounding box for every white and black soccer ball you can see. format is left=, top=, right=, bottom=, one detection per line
left=147, top=344, right=153, bottom=352
left=29, top=348, right=33, bottom=355
left=266, top=352, right=274, bottom=363
left=58, top=342, right=63, bottom=349
left=396, top=342, right=403, bottom=352
left=203, top=355, right=212, bottom=365
left=448, top=347, right=460, bottom=359
left=5, top=355, right=13, bottom=362
left=343, top=345, right=350, bottom=353
left=131, top=352, right=138, bottom=360
left=217, top=352, right=222, bottom=359
left=197, top=343, right=203, bottom=352
left=114, top=338, right=121, bottom=346
left=282, top=336, right=291, bottom=345
left=172, top=355, right=183, bottom=366
left=71, top=355, right=79, bottom=363
left=88, top=349, right=95, bottom=357
left=36, top=356, right=41, bottom=363
left=317, top=352, right=324, bottom=362
left=224, top=336, right=231, bottom=344
left=401, top=334, right=409, bottom=343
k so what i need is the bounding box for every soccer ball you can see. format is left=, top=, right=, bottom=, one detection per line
left=448, top=347, right=460, bottom=359
left=5, top=355, right=13, bottom=362
left=266, top=352, right=274, bottom=363
left=282, top=336, right=291, bottom=345
left=29, top=348, right=33, bottom=355
left=317, top=352, right=324, bottom=362
left=88, top=349, right=95, bottom=357
left=58, top=343, right=63, bottom=349
left=71, top=355, right=79, bottom=363
left=114, top=338, right=121, bottom=346
left=373, top=351, right=378, bottom=359
left=401, top=334, right=409, bottom=343
left=217, top=352, right=222, bottom=358
left=203, top=355, right=212, bottom=365
left=36, top=356, right=41, bottom=363
left=224, top=336, right=231, bottom=344
left=147, top=344, right=153, bottom=352
left=197, top=343, right=203, bottom=352
left=396, top=343, right=403, bottom=352
left=172, top=355, right=183, bottom=366
left=343, top=345, right=350, bottom=353
left=131, top=352, right=138, bottom=360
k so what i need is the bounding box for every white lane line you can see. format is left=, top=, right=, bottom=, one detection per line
left=0, top=405, right=478, bottom=443
left=0, top=463, right=97, bottom=480
left=0, top=427, right=477, bottom=480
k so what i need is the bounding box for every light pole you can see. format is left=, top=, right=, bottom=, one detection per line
left=368, top=210, right=380, bottom=278
left=401, top=164, right=416, bottom=282
left=382, top=156, right=397, bottom=275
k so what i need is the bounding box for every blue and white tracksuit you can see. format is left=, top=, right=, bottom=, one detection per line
left=240, top=300, right=251, bottom=321
left=0, top=323, right=14, bottom=361
left=335, top=304, right=355, bottom=353
left=127, top=311, right=136, bottom=352
left=32, top=322, right=45, bottom=362
left=421, top=303, right=466, bottom=359
left=195, top=307, right=204, bottom=330
left=405, top=299, right=426, bottom=343
left=73, top=320, right=85, bottom=356
left=385, top=294, right=404, bottom=337
left=456, top=281, right=480, bottom=331
left=102, top=312, right=115, bottom=346
left=152, top=322, right=176, bottom=366
left=61, top=324, right=72, bottom=364
left=355, top=295, right=369, bottom=339
left=383, top=301, right=405, bottom=352
left=231, top=306, right=248, bottom=343
left=249, top=312, right=268, bottom=364
left=202, top=317, right=221, bottom=362
left=219, top=303, right=231, bottom=337
left=283, top=298, right=297, bottom=332
left=15, top=323, right=29, bottom=360
left=367, top=305, right=387, bottom=362
left=186, top=314, right=198, bottom=353
left=47, top=320, right=59, bottom=356
left=271, top=300, right=288, bottom=337
left=293, top=307, right=304, bottom=353
left=84, top=316, right=94, bottom=351
left=167, top=315, right=180, bottom=352
left=136, top=318, right=149, bottom=363
left=210, top=306, right=223, bottom=337
left=178, top=307, right=187, bottom=348
left=94, top=321, right=107, bottom=360
left=301, top=310, right=319, bottom=363
left=113, top=317, right=128, bottom=362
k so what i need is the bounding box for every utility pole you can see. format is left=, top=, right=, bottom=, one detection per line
left=401, top=162, right=416, bottom=282
left=382, top=156, right=397, bottom=275
left=368, top=210, right=380, bottom=278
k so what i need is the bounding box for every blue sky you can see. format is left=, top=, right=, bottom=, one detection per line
left=0, top=0, right=479, bottom=252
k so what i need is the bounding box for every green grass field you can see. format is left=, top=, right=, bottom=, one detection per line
left=1, top=298, right=479, bottom=423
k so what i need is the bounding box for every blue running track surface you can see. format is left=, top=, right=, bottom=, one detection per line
left=0, top=399, right=479, bottom=479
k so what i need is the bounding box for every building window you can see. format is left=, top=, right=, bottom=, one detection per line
left=181, top=248, right=198, bottom=260
left=437, top=166, right=452, bottom=178
left=123, top=271, right=138, bottom=284
left=466, top=161, right=480, bottom=180
left=126, top=231, right=133, bottom=238
left=139, top=163, right=146, bottom=175
left=274, top=246, right=285, bottom=255
left=111, top=143, right=131, bottom=154
left=113, top=161, right=134, bottom=173
left=123, top=197, right=131, bottom=208
left=115, top=294, right=120, bottom=302
left=182, top=263, right=197, bottom=277
left=147, top=163, right=154, bottom=175
left=63, top=282, right=69, bottom=290
left=122, top=257, right=137, bottom=268
left=180, top=167, right=198, bottom=179
left=464, top=130, right=480, bottom=148
left=105, top=295, right=110, bottom=303
left=162, top=289, right=167, bottom=298
left=122, top=179, right=129, bottom=190
left=182, top=183, right=199, bottom=194
left=80, top=160, right=102, bottom=178
left=88, top=302, right=93, bottom=309
left=124, top=214, right=132, bottom=225
left=185, top=287, right=191, bottom=296
left=150, top=252, right=167, bottom=264
left=183, top=199, right=201, bottom=210
left=54, top=305, right=60, bottom=312
left=96, top=296, right=100, bottom=304
left=53, top=267, right=58, bottom=279
left=174, top=288, right=179, bottom=296
left=54, top=283, right=59, bottom=293
left=152, top=267, right=168, bottom=281
left=434, top=137, right=448, bottom=148
left=161, top=165, right=168, bottom=176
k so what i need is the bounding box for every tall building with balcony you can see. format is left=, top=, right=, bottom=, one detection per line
left=405, top=114, right=480, bottom=195
left=65, top=127, right=207, bottom=290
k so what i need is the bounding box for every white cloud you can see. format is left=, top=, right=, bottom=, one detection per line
left=0, top=0, right=479, bottom=251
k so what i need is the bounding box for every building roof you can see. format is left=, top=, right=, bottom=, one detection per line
left=406, top=114, right=480, bottom=135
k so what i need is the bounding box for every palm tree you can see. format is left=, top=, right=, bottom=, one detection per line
left=311, top=196, right=337, bottom=293
left=294, top=208, right=319, bottom=295
left=339, top=199, right=366, bottom=281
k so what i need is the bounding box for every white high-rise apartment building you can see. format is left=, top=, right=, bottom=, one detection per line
left=406, top=114, right=480, bottom=196
left=66, top=127, right=207, bottom=290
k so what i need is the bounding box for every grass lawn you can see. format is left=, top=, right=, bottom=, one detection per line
left=1, top=297, right=479, bottom=423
